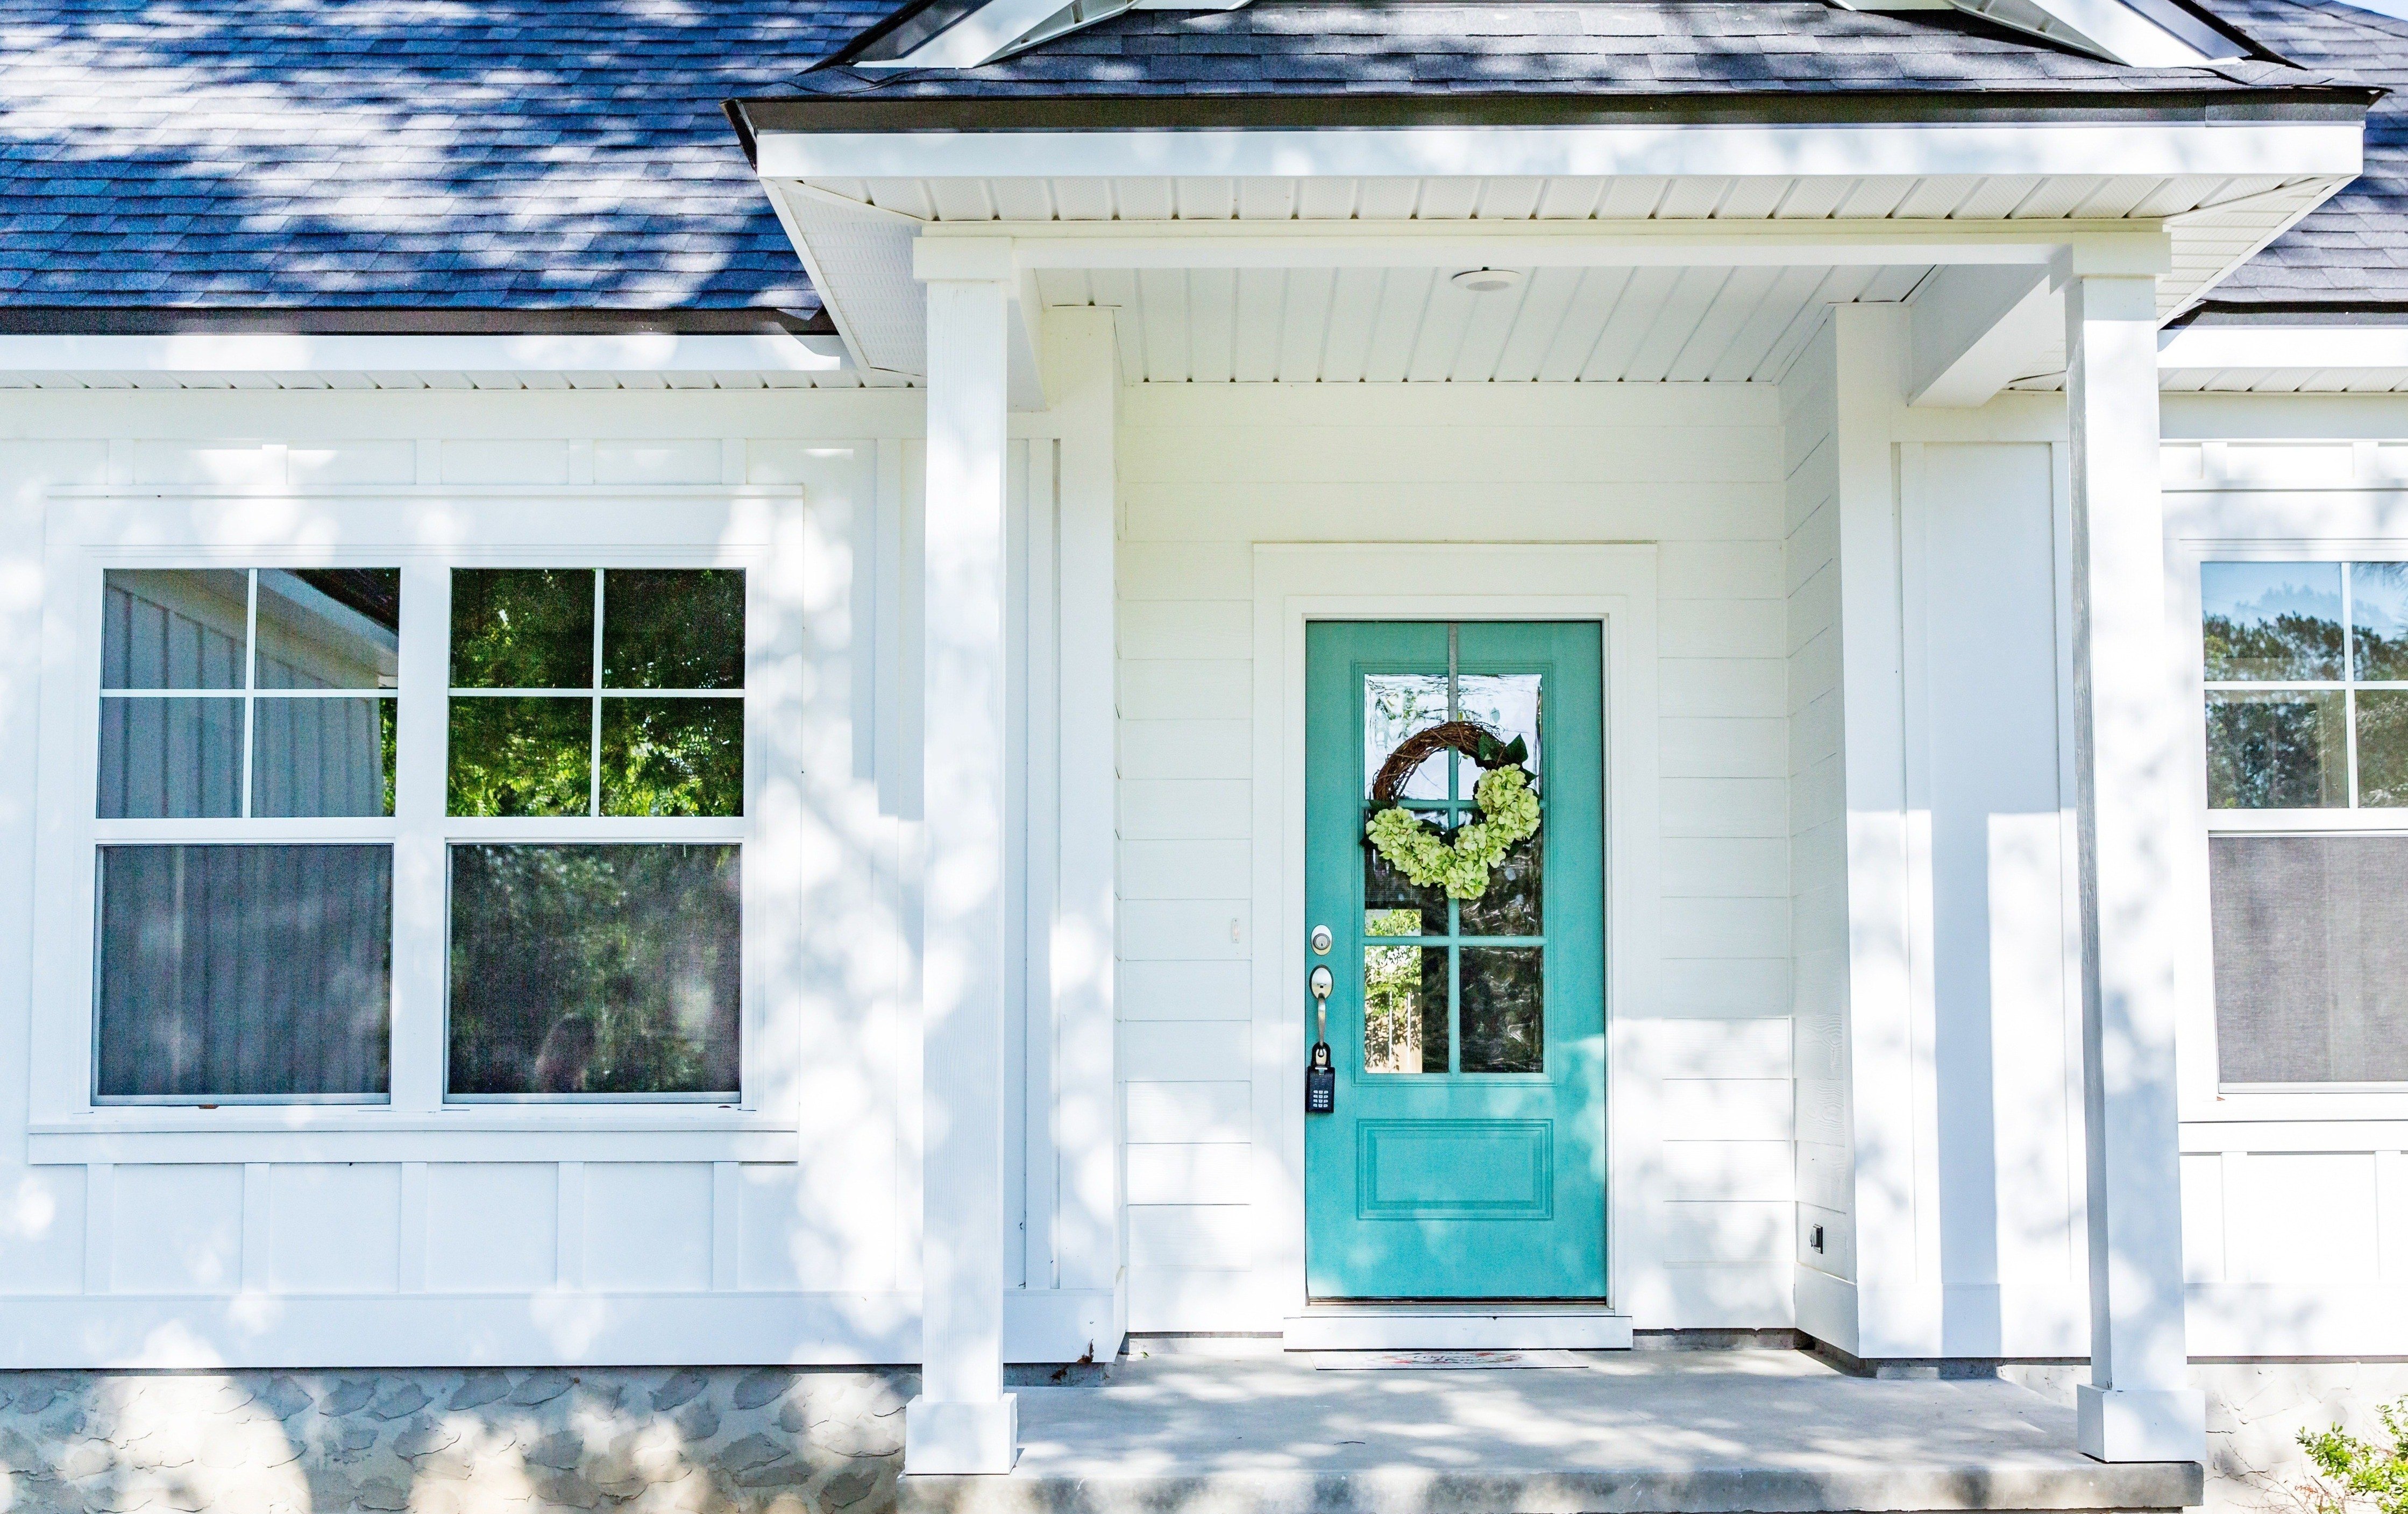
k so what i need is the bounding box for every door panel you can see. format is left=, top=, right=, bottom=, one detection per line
left=1303, top=620, right=1607, bottom=1300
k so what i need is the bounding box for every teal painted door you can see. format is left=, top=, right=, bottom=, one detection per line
left=1304, top=621, right=1607, bottom=1300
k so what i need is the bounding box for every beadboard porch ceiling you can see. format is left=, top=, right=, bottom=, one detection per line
left=757, top=158, right=2348, bottom=388
left=1028, top=261, right=1933, bottom=385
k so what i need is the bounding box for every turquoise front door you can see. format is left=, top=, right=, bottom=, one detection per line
left=1304, top=621, right=1608, bottom=1300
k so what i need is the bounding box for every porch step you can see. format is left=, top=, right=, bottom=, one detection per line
left=899, top=1349, right=2203, bottom=1514
left=1281, top=1302, right=1634, bottom=1351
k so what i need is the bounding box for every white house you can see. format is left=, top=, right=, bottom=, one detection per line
left=4, top=0, right=2408, bottom=1504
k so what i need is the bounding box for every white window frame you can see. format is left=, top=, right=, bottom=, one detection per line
left=26, top=486, right=829, bottom=1161
left=2172, top=530, right=2408, bottom=1123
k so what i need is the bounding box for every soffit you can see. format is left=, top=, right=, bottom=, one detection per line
left=770, top=165, right=2347, bottom=385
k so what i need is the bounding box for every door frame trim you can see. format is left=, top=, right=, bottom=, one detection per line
left=1247, top=544, right=1663, bottom=1323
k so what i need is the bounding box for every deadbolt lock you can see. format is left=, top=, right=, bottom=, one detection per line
left=1310, top=924, right=1333, bottom=955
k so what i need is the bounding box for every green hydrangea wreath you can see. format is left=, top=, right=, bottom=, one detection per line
left=1363, top=721, right=1539, bottom=902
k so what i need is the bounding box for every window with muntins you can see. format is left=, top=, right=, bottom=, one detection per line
left=2203, top=560, right=2408, bottom=1086
left=94, top=569, right=400, bottom=1102
left=87, top=564, right=748, bottom=1106
left=444, top=569, right=744, bottom=1101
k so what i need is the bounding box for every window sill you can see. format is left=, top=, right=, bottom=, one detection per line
left=27, top=1108, right=802, bottom=1165
left=2181, top=1087, right=2408, bottom=1136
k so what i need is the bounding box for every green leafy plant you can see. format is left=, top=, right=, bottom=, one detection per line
left=1365, top=765, right=1540, bottom=901
left=2292, top=1399, right=2408, bottom=1514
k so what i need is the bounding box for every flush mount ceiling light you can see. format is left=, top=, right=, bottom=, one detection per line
left=1451, top=268, right=1524, bottom=294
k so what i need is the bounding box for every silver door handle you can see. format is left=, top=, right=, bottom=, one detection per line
left=1310, top=964, right=1332, bottom=1044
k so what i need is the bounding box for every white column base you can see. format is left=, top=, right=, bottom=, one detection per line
left=2077, top=1384, right=2205, bottom=1464
left=903, top=1393, right=1019, bottom=1475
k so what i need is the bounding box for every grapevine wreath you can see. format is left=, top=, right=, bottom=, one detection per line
left=1363, top=720, right=1538, bottom=901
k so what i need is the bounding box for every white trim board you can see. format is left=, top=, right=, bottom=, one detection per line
left=0, top=1290, right=1118, bottom=1369
left=2160, top=325, right=2408, bottom=372
left=1282, top=1306, right=1636, bottom=1352
left=0, top=333, right=850, bottom=375
left=758, top=123, right=2361, bottom=185
left=1246, top=544, right=1663, bottom=1326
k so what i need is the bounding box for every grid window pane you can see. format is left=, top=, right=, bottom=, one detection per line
left=2211, top=835, right=2408, bottom=1084
left=1363, top=943, right=1447, bottom=1076
left=2201, top=562, right=2343, bottom=682
left=446, top=843, right=741, bottom=1098
left=255, top=569, right=399, bottom=691
left=602, top=570, right=745, bottom=690
left=2206, top=690, right=2347, bottom=810
left=600, top=697, right=743, bottom=817
left=2354, top=562, right=2408, bottom=682
left=2357, top=690, right=2408, bottom=808
left=102, top=570, right=248, bottom=690
left=97, top=697, right=243, bottom=819
left=253, top=697, right=395, bottom=818
left=95, top=844, right=392, bottom=1100
left=1460, top=946, right=1544, bottom=1074
left=449, top=569, right=594, bottom=690
left=447, top=696, right=591, bottom=817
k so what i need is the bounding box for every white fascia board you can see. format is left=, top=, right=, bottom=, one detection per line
left=2158, top=324, right=2408, bottom=370
left=756, top=121, right=2362, bottom=185
left=0, top=332, right=849, bottom=374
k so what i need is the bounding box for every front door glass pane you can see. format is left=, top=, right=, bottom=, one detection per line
left=1358, top=653, right=1546, bottom=1077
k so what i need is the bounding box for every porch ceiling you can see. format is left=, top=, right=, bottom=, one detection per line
left=1031, top=262, right=1933, bottom=385
left=763, top=166, right=2343, bottom=389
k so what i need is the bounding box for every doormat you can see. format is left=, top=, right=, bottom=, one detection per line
left=1311, top=1349, right=1590, bottom=1370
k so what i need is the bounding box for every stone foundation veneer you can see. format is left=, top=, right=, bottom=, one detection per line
left=0, top=1366, right=912, bottom=1514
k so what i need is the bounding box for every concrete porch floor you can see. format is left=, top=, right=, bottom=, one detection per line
left=903, top=1347, right=2201, bottom=1514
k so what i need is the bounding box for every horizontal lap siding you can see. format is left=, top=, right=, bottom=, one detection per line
left=1116, top=383, right=1792, bottom=1331
left=1783, top=322, right=1852, bottom=1312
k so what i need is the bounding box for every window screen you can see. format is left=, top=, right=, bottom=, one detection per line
left=2210, top=834, right=2408, bottom=1084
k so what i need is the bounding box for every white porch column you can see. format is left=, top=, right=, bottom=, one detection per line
left=2063, top=270, right=2205, bottom=1465
left=906, top=238, right=1018, bottom=1475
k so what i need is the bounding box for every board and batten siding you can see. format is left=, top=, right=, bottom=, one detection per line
left=2158, top=409, right=2408, bottom=1359
left=0, top=386, right=1115, bottom=1369
left=1114, top=382, right=1798, bottom=1331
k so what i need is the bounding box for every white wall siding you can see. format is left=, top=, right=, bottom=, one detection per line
left=1116, top=382, right=1795, bottom=1331
left=0, top=386, right=1087, bottom=1369
left=2160, top=414, right=2408, bottom=1357
left=1783, top=318, right=1853, bottom=1338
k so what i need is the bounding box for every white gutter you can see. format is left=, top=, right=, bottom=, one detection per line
left=2158, top=325, right=2408, bottom=370
left=756, top=121, right=2364, bottom=185
left=0, top=332, right=850, bottom=374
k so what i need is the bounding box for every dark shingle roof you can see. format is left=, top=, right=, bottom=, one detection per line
left=2187, top=0, right=2408, bottom=317
left=0, top=0, right=2385, bottom=323
left=0, top=0, right=902, bottom=322
left=779, top=0, right=2331, bottom=101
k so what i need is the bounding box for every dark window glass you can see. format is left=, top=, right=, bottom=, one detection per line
left=2211, top=835, right=2408, bottom=1083
left=600, top=698, right=744, bottom=817
left=95, top=844, right=391, bottom=1101
left=255, top=569, right=400, bottom=690
left=102, top=570, right=248, bottom=690
left=1459, top=829, right=1543, bottom=937
left=449, top=569, right=594, bottom=690
left=97, top=697, right=243, bottom=818
left=446, top=843, right=741, bottom=1098
left=1460, top=947, right=1544, bottom=1074
left=253, top=697, right=395, bottom=818
left=602, top=570, right=745, bottom=689
left=447, top=697, right=593, bottom=817
left=2201, top=562, right=2342, bottom=682
left=2357, top=691, right=2408, bottom=808
left=2206, top=690, right=2347, bottom=809
left=446, top=569, right=745, bottom=818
